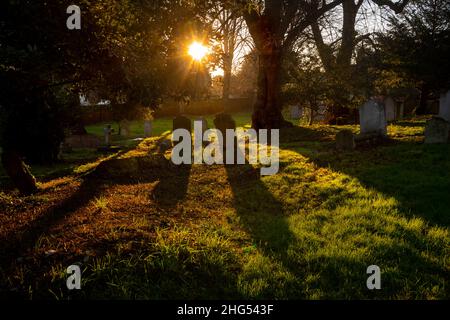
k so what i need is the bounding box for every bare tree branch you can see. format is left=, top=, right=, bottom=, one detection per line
left=371, top=0, right=410, bottom=14
left=283, top=0, right=345, bottom=49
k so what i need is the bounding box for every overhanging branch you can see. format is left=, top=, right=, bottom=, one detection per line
left=371, top=0, right=410, bottom=14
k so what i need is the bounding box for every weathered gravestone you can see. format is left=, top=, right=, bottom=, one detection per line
left=290, top=105, right=302, bottom=120
left=103, top=125, right=114, bottom=145
left=144, top=120, right=152, bottom=137
left=359, top=100, right=387, bottom=136
left=173, top=115, right=191, bottom=132
left=120, top=120, right=131, bottom=137
left=214, top=113, right=236, bottom=134
left=336, top=129, right=355, bottom=151
left=424, top=117, right=450, bottom=144
left=214, top=113, right=236, bottom=158
left=384, top=96, right=397, bottom=122
left=439, top=90, right=450, bottom=122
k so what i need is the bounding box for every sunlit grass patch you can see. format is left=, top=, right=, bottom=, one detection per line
left=0, top=118, right=448, bottom=300
left=92, top=197, right=109, bottom=211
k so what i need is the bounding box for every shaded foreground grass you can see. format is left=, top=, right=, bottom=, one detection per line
left=0, top=118, right=448, bottom=299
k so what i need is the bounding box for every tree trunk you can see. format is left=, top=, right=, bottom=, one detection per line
left=222, top=54, right=232, bottom=101
left=252, top=51, right=290, bottom=129
left=1, top=149, right=38, bottom=195
left=336, top=0, right=358, bottom=68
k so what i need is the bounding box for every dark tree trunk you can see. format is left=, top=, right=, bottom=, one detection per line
left=336, top=0, right=358, bottom=68
left=1, top=149, right=38, bottom=195
left=252, top=51, right=290, bottom=130
left=416, top=83, right=429, bottom=115
left=312, top=0, right=362, bottom=121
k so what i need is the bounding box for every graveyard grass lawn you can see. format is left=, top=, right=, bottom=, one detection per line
left=0, top=117, right=449, bottom=299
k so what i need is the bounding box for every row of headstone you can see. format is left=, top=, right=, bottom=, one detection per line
left=172, top=114, right=239, bottom=136
left=102, top=120, right=154, bottom=146
left=336, top=98, right=388, bottom=151
left=172, top=115, right=211, bottom=149
left=358, top=96, right=408, bottom=136
left=359, top=92, right=450, bottom=144
left=290, top=97, right=401, bottom=126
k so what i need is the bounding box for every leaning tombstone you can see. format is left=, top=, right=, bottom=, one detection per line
left=439, top=90, right=450, bottom=122
left=359, top=99, right=387, bottom=137
left=290, top=105, right=301, bottom=120
left=384, top=96, right=397, bottom=122
left=144, top=120, right=152, bottom=137
left=336, top=130, right=355, bottom=151
left=424, top=117, right=450, bottom=144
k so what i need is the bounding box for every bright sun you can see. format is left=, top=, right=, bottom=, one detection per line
left=188, top=42, right=208, bottom=61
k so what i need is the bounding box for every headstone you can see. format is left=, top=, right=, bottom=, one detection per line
left=384, top=96, right=397, bottom=121
left=290, top=105, right=302, bottom=119
left=213, top=113, right=236, bottom=157
left=144, top=120, right=152, bottom=137
left=120, top=120, right=131, bottom=137
left=439, top=90, right=450, bottom=122
left=173, top=115, right=191, bottom=132
left=213, top=113, right=236, bottom=134
left=359, top=100, right=387, bottom=136
left=336, top=130, right=355, bottom=151
left=424, top=117, right=450, bottom=144
left=103, top=125, right=114, bottom=145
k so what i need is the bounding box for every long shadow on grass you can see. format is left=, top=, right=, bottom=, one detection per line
left=223, top=125, right=449, bottom=298
left=284, top=138, right=450, bottom=227
left=0, top=152, right=193, bottom=298
left=224, top=162, right=384, bottom=298
left=224, top=163, right=299, bottom=298
left=152, top=164, right=192, bottom=210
